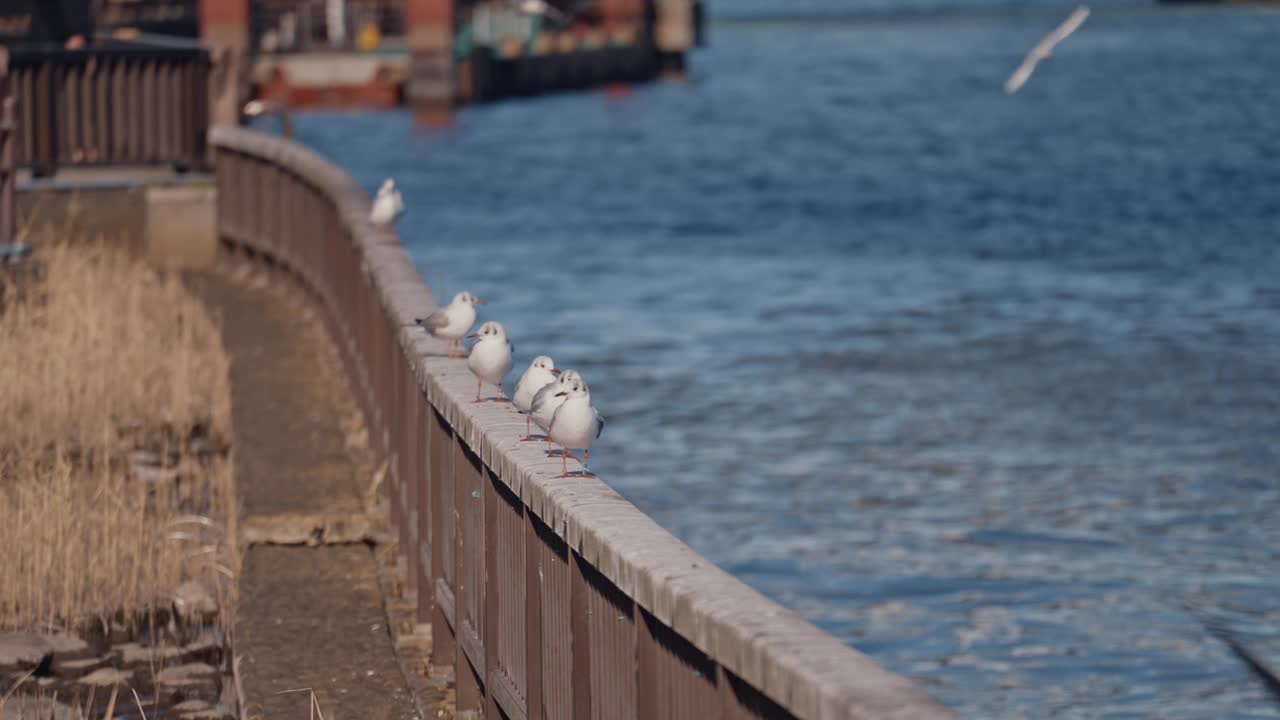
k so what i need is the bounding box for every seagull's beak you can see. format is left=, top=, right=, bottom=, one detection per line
left=550, top=368, right=561, bottom=375
left=466, top=333, right=479, bottom=339
left=554, top=391, right=568, bottom=397
left=473, top=298, right=486, bottom=305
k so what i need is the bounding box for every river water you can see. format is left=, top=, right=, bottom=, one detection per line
left=286, top=2, right=1280, bottom=716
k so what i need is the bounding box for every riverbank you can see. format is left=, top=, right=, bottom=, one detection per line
left=0, top=240, right=237, bottom=719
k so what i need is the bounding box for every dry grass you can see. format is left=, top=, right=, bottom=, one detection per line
left=0, top=242, right=230, bottom=448
left=0, top=240, right=237, bottom=635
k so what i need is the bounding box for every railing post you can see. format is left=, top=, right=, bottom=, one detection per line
left=570, top=553, right=592, bottom=719
left=525, top=514, right=544, bottom=720
left=483, top=470, right=500, bottom=719
left=32, top=61, right=56, bottom=177
left=430, top=411, right=457, bottom=668
left=1, top=95, right=14, bottom=247
left=1, top=49, right=15, bottom=247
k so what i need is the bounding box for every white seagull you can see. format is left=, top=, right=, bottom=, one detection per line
left=547, top=377, right=604, bottom=477
left=513, top=0, right=568, bottom=24
left=530, top=369, right=581, bottom=453
left=415, top=291, right=484, bottom=358
left=467, top=321, right=514, bottom=402
left=512, top=356, right=560, bottom=439
left=370, top=178, right=405, bottom=226
left=1005, top=6, right=1090, bottom=95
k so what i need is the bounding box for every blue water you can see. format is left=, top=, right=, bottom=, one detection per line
left=283, top=3, right=1280, bottom=716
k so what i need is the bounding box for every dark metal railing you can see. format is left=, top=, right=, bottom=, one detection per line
left=1, top=40, right=209, bottom=177
left=1, top=53, right=15, bottom=246
left=210, top=126, right=956, bottom=720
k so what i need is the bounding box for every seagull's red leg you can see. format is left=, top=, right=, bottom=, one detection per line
left=473, top=379, right=483, bottom=403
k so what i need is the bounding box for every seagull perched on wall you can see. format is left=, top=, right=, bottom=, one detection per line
left=415, top=291, right=484, bottom=358
left=467, top=321, right=514, bottom=402
left=512, top=356, right=560, bottom=439
left=530, top=370, right=581, bottom=452
left=512, top=0, right=569, bottom=24
left=1005, top=6, right=1090, bottom=95
left=370, top=178, right=406, bottom=226
left=547, top=377, right=604, bottom=477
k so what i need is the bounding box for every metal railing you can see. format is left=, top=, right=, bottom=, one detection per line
left=210, top=126, right=956, bottom=720
left=1, top=55, right=15, bottom=246
left=1, top=40, right=209, bottom=177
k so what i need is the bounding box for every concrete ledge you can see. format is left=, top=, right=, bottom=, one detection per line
left=17, top=170, right=218, bottom=270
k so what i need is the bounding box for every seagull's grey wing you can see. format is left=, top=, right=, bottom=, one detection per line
left=595, top=409, right=605, bottom=439
left=416, top=309, right=449, bottom=330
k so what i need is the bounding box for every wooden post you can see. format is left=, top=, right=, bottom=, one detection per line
left=199, top=0, right=250, bottom=126
left=404, top=0, right=454, bottom=110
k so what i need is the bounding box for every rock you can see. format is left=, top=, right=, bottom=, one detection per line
left=78, top=667, right=133, bottom=686
left=177, top=703, right=236, bottom=720
left=171, top=699, right=236, bottom=720
left=0, top=697, right=81, bottom=720
left=173, top=581, right=220, bottom=624
left=115, top=642, right=185, bottom=669
left=0, top=633, right=52, bottom=671
left=45, top=634, right=89, bottom=656
left=156, top=662, right=221, bottom=704
left=156, top=662, right=218, bottom=684
left=179, top=634, right=223, bottom=666
left=53, top=654, right=111, bottom=679
left=0, top=633, right=85, bottom=674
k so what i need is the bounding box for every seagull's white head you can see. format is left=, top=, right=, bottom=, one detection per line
left=555, top=369, right=582, bottom=387
left=379, top=178, right=396, bottom=193
left=468, top=321, right=506, bottom=341
left=529, top=355, right=560, bottom=375
left=554, top=376, right=590, bottom=400
left=452, top=291, right=485, bottom=306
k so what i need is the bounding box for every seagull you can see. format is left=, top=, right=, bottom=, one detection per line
left=512, top=356, right=560, bottom=439
left=370, top=178, right=405, bottom=226
left=415, top=291, right=484, bottom=358
left=1005, top=5, right=1090, bottom=95
left=530, top=369, right=581, bottom=452
left=467, top=321, right=514, bottom=403
left=547, top=377, right=605, bottom=477
left=513, top=0, right=568, bottom=24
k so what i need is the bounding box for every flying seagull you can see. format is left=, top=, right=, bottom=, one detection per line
left=1005, top=6, right=1090, bottom=95
left=513, top=0, right=569, bottom=25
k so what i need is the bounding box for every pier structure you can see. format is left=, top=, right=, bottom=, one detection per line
left=178, top=0, right=704, bottom=109
left=0, top=41, right=953, bottom=720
